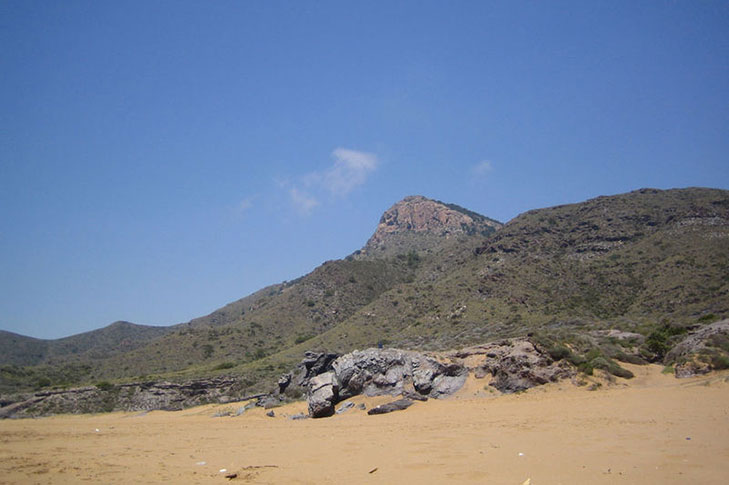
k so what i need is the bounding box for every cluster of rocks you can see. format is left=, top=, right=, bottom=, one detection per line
left=293, top=348, right=468, bottom=418
left=291, top=338, right=576, bottom=419
left=452, top=338, right=576, bottom=393
left=7, top=325, right=725, bottom=419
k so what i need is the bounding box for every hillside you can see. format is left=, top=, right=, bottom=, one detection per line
left=2, top=188, right=728, bottom=396
left=303, top=188, right=728, bottom=350
left=0, top=322, right=171, bottom=367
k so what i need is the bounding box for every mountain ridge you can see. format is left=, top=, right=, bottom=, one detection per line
left=2, top=187, right=728, bottom=396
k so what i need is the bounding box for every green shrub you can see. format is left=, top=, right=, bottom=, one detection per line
left=547, top=344, right=571, bottom=361
left=96, top=381, right=114, bottom=391
left=35, top=377, right=52, bottom=389
left=697, top=313, right=718, bottom=323
left=711, top=354, right=729, bottom=370
left=642, top=322, right=687, bottom=360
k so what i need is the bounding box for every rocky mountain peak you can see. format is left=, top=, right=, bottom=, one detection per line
left=361, top=196, right=502, bottom=256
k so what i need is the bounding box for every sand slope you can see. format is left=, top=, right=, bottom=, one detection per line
left=1, top=364, right=728, bottom=484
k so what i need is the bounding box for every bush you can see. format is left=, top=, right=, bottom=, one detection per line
left=294, top=334, right=314, bottom=344
left=35, top=377, right=52, bottom=389
left=547, top=344, right=571, bottom=361
left=697, top=313, right=718, bottom=324
left=710, top=354, right=729, bottom=370
left=642, top=322, right=687, bottom=360
left=96, top=381, right=114, bottom=391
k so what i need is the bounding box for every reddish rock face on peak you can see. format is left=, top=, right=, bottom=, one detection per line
left=361, top=196, right=502, bottom=256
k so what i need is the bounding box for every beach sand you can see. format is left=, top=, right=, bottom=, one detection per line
left=1, top=364, right=728, bottom=484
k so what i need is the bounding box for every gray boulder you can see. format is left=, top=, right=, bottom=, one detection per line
left=307, top=371, right=339, bottom=418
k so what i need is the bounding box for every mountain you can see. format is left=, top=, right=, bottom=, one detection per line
left=0, top=321, right=171, bottom=367
left=358, top=195, right=502, bottom=258
left=1, top=188, right=728, bottom=395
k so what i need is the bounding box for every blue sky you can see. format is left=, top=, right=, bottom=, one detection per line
left=1, top=1, right=728, bottom=339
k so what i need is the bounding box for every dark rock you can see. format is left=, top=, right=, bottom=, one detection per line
left=277, top=373, right=291, bottom=394
left=266, top=410, right=275, bottom=417
left=299, top=351, right=339, bottom=384
left=335, top=401, right=356, bottom=414
left=367, top=399, right=413, bottom=415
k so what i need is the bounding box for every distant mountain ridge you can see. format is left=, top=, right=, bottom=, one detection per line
left=0, top=321, right=171, bottom=367
left=1, top=188, right=728, bottom=396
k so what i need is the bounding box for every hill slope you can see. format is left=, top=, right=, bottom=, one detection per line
left=2, top=188, right=728, bottom=395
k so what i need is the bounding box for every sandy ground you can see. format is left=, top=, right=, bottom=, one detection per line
left=1, top=364, right=728, bottom=484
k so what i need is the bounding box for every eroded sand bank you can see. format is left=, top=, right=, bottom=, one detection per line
left=1, top=364, right=728, bottom=484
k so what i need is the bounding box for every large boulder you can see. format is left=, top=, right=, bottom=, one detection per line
left=307, top=372, right=339, bottom=418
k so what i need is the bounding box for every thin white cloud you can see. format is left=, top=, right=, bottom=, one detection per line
left=319, top=148, right=378, bottom=196
left=289, top=187, right=319, bottom=215
left=237, top=197, right=253, bottom=212
left=280, top=148, right=378, bottom=216
left=472, top=160, right=493, bottom=176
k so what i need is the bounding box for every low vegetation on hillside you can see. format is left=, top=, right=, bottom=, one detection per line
left=2, top=188, right=728, bottom=396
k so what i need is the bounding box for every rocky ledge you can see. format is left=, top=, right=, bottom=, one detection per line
left=281, top=337, right=576, bottom=418
left=0, top=376, right=254, bottom=419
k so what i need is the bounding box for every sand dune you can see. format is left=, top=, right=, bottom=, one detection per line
left=1, top=364, right=728, bottom=484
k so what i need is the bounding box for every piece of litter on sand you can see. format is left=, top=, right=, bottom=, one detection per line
left=521, top=479, right=531, bottom=485
left=518, top=452, right=525, bottom=456
left=368, top=467, right=378, bottom=474
left=195, top=461, right=206, bottom=466
left=219, top=469, right=227, bottom=473
left=95, top=428, right=100, bottom=432
left=225, top=473, right=238, bottom=479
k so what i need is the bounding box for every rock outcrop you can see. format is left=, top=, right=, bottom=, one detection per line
left=666, top=319, right=729, bottom=377
left=360, top=196, right=501, bottom=257
left=303, top=347, right=468, bottom=418
left=332, top=348, right=468, bottom=400
left=0, top=376, right=251, bottom=419
left=453, top=338, right=575, bottom=393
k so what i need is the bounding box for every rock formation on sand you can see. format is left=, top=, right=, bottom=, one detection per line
left=294, top=338, right=576, bottom=418
left=302, top=348, right=468, bottom=418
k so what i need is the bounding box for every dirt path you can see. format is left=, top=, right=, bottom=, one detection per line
left=1, top=365, right=728, bottom=484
